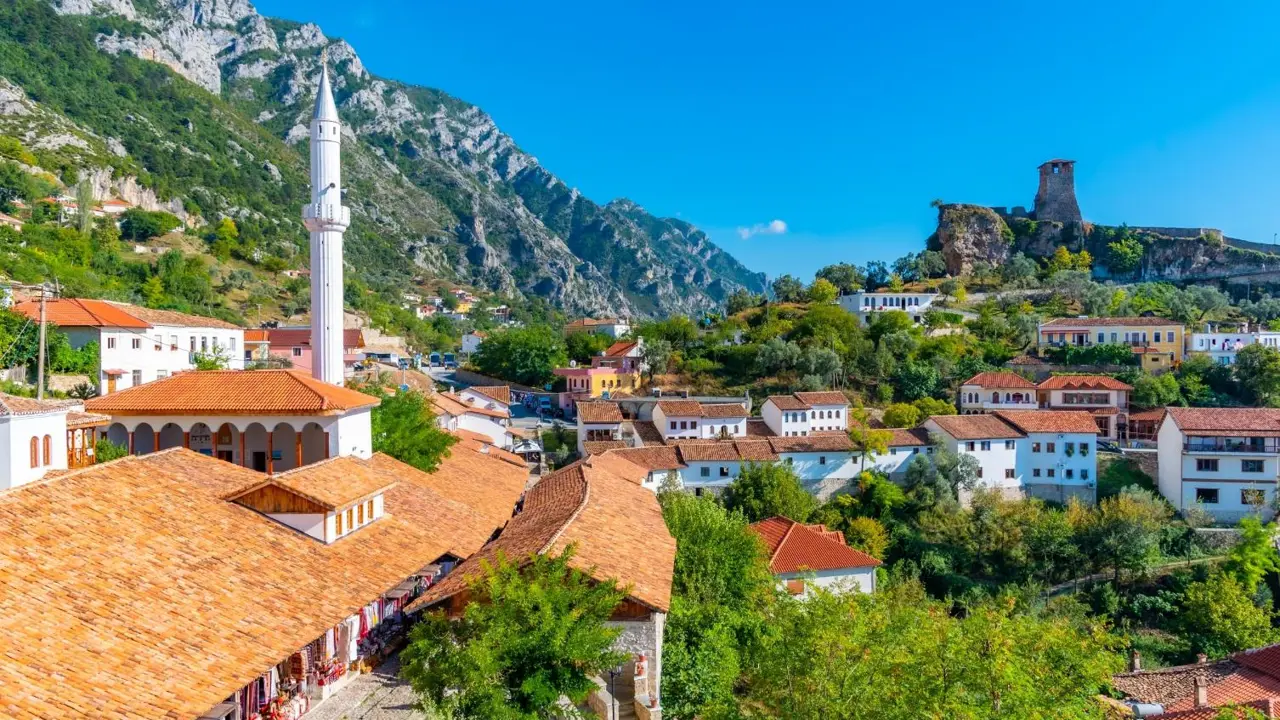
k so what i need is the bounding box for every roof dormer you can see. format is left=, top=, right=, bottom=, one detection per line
left=226, top=457, right=395, bottom=543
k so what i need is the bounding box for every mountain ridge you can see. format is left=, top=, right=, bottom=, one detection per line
left=11, top=0, right=765, bottom=317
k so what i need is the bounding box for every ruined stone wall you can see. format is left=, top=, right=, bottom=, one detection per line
left=1033, top=161, right=1083, bottom=224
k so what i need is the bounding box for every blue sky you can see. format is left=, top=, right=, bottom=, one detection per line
left=257, top=0, right=1280, bottom=281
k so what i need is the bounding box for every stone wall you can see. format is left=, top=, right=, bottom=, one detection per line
left=1033, top=161, right=1082, bottom=225
left=1025, top=483, right=1096, bottom=506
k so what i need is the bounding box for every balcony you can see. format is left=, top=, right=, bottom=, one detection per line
left=982, top=401, right=1037, bottom=410
left=1184, top=438, right=1280, bottom=454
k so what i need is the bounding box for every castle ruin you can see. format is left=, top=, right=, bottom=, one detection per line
left=1032, top=159, right=1082, bottom=225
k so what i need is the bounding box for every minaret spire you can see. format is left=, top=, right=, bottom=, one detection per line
left=302, top=51, right=350, bottom=386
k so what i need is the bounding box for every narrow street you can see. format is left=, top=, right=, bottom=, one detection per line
left=305, top=657, right=423, bottom=720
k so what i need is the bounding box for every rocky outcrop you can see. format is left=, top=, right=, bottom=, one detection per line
left=936, top=204, right=1015, bottom=275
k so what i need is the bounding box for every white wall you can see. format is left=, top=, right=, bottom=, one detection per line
left=806, top=404, right=848, bottom=433
left=867, top=445, right=926, bottom=479
left=653, top=407, right=702, bottom=441
left=680, top=461, right=739, bottom=490
left=459, top=387, right=510, bottom=413
left=778, top=567, right=876, bottom=597
left=335, top=408, right=373, bottom=458
left=1159, top=416, right=1278, bottom=522
left=1156, top=418, right=1183, bottom=511
left=1, top=410, right=71, bottom=490
left=697, top=417, right=747, bottom=439
left=1018, top=432, right=1097, bottom=488
left=80, top=324, right=246, bottom=395
left=576, top=420, right=623, bottom=455
left=922, top=419, right=1020, bottom=493
left=268, top=512, right=326, bottom=542
left=761, top=401, right=784, bottom=436
left=457, top=412, right=512, bottom=449
left=784, top=451, right=857, bottom=485
left=762, top=402, right=811, bottom=437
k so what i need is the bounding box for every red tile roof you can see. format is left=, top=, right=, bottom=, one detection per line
left=767, top=433, right=853, bottom=453
left=1153, top=700, right=1280, bottom=719
left=583, top=440, right=630, bottom=455
left=0, top=393, right=80, bottom=416
left=1037, top=374, right=1133, bottom=391
left=266, top=327, right=365, bottom=348
left=765, top=395, right=810, bottom=411
left=927, top=414, right=1023, bottom=440
left=468, top=385, right=511, bottom=406
left=244, top=329, right=269, bottom=342
left=700, top=403, right=749, bottom=418
left=656, top=399, right=704, bottom=416
left=105, top=301, right=241, bottom=330
left=602, top=446, right=685, bottom=471
left=1166, top=407, right=1280, bottom=435
left=605, top=341, right=639, bottom=357
left=84, top=370, right=380, bottom=416
left=13, top=297, right=151, bottom=329
left=888, top=427, right=931, bottom=447
left=1041, top=316, right=1183, bottom=327
left=750, top=516, right=881, bottom=574
left=439, top=391, right=509, bottom=419
left=792, top=391, right=850, bottom=406
left=577, top=401, right=624, bottom=423
left=960, top=371, right=1037, bottom=389
left=993, top=410, right=1099, bottom=435
left=230, top=456, right=396, bottom=510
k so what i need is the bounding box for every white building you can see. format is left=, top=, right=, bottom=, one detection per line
left=457, top=385, right=512, bottom=415
left=1188, top=328, right=1280, bottom=366
left=575, top=400, right=626, bottom=455
left=651, top=400, right=749, bottom=442
left=760, top=391, right=850, bottom=437
left=923, top=411, right=1098, bottom=504
left=749, top=516, right=880, bottom=597
left=0, top=394, right=107, bottom=490
left=958, top=371, right=1038, bottom=414
left=13, top=298, right=245, bottom=394
left=461, top=331, right=486, bottom=355
left=1157, top=407, right=1280, bottom=523
left=867, top=428, right=933, bottom=479
left=838, top=291, right=937, bottom=325
left=563, top=317, right=631, bottom=339
left=431, top=391, right=513, bottom=449
left=1036, top=375, right=1132, bottom=441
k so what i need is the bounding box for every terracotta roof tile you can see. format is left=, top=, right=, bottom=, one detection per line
left=104, top=301, right=241, bottom=330
left=0, top=449, right=496, bottom=719
left=411, top=455, right=675, bottom=612
left=65, top=410, right=111, bottom=428
left=888, top=427, right=931, bottom=447
left=367, top=446, right=525, bottom=533
left=765, top=395, right=811, bottom=411
left=577, top=401, right=624, bottom=423
left=0, top=393, right=79, bottom=416
left=13, top=297, right=153, bottom=329
left=750, top=516, right=881, bottom=573
left=469, top=385, right=511, bottom=405
left=745, top=418, right=778, bottom=437
left=700, top=403, right=749, bottom=418
left=961, top=371, right=1037, bottom=389
left=1167, top=407, right=1280, bottom=436
left=674, top=441, right=741, bottom=462
left=583, top=440, right=630, bottom=455
left=793, top=391, right=850, bottom=406
left=266, top=327, right=364, bottom=348
left=1153, top=699, right=1280, bottom=719
left=768, top=434, right=853, bottom=453
left=601, top=446, right=684, bottom=471
left=605, top=341, right=638, bottom=357
left=438, top=391, right=509, bottom=419
left=993, top=410, right=1099, bottom=435
left=244, top=329, right=270, bottom=342
left=656, top=399, right=704, bottom=416
left=927, top=414, right=1024, bottom=440
left=231, top=456, right=397, bottom=510
left=1037, top=374, right=1133, bottom=391
left=631, top=420, right=666, bottom=444
left=736, top=439, right=781, bottom=461
left=84, top=369, right=380, bottom=416
left=1041, top=316, right=1184, bottom=327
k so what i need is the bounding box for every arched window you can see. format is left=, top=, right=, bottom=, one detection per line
left=29, top=437, right=38, bottom=468
left=991, top=392, right=999, bottom=403
left=43, top=435, right=52, bottom=466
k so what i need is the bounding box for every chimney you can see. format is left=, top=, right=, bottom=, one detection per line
left=1197, top=653, right=1208, bottom=664
left=1129, top=650, right=1141, bottom=672
left=1194, top=676, right=1208, bottom=708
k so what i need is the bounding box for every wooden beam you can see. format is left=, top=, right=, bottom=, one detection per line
left=183, top=431, right=190, bottom=450
left=324, top=432, right=331, bottom=459
left=295, top=432, right=303, bottom=468
left=153, top=430, right=160, bottom=454
left=267, top=431, right=274, bottom=474
left=128, top=431, right=134, bottom=455
left=240, top=431, right=246, bottom=468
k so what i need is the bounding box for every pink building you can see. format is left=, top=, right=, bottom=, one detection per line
left=266, top=327, right=365, bottom=375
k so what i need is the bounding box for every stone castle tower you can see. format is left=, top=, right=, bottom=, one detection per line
left=302, top=59, right=351, bottom=386
left=1033, top=159, right=1082, bottom=225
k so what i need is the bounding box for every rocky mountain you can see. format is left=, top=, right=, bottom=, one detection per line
left=3, top=0, right=765, bottom=317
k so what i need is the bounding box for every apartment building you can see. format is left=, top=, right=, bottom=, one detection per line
left=1157, top=407, right=1280, bottom=523
left=1038, top=317, right=1185, bottom=372
left=958, top=372, right=1038, bottom=414
left=760, top=391, right=850, bottom=436
left=838, top=291, right=937, bottom=325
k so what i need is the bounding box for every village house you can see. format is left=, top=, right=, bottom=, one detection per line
left=1037, top=316, right=1185, bottom=373
left=265, top=326, right=365, bottom=377
left=866, top=427, right=933, bottom=480
left=1156, top=407, right=1280, bottom=523
left=0, top=393, right=109, bottom=490
left=1188, top=324, right=1280, bottom=366
left=600, top=339, right=645, bottom=373
left=13, top=298, right=246, bottom=394
left=760, top=391, right=851, bottom=436
left=461, top=330, right=486, bottom=355
left=651, top=400, right=750, bottom=441
left=1113, top=643, right=1280, bottom=718
left=430, top=391, right=514, bottom=449
left=922, top=411, right=1099, bottom=504
left=457, top=385, right=513, bottom=415
left=958, top=371, right=1038, bottom=414
left=1036, top=374, right=1132, bottom=441
left=837, top=290, right=937, bottom=325
left=563, top=317, right=632, bottom=339
left=749, top=516, right=881, bottom=597
left=556, top=363, right=641, bottom=399
left=410, top=453, right=676, bottom=718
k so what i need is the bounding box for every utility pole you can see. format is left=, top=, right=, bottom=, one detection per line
left=36, top=284, right=47, bottom=400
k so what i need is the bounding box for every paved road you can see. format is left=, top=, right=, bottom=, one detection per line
left=305, top=657, right=423, bottom=720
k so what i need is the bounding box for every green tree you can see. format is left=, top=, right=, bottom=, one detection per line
left=1074, top=487, right=1171, bottom=584
left=912, top=396, right=956, bottom=417
left=1180, top=571, right=1278, bottom=658
left=807, top=277, right=838, bottom=303
left=640, top=338, right=672, bottom=382
left=843, top=516, right=889, bottom=559
left=1107, top=235, right=1144, bottom=274
left=772, top=274, right=806, bottom=302
left=725, top=288, right=759, bottom=315
left=849, top=408, right=892, bottom=471
left=472, top=326, right=568, bottom=388
left=75, top=178, right=94, bottom=236
left=815, top=262, right=864, bottom=294
left=119, top=208, right=181, bottom=241
left=401, top=549, right=627, bottom=719
left=1132, top=372, right=1181, bottom=409
left=882, top=402, right=921, bottom=428
left=209, top=217, right=238, bottom=260
left=362, top=386, right=457, bottom=472
left=94, top=437, right=128, bottom=463
left=1224, top=518, right=1280, bottom=593
left=0, top=160, right=33, bottom=211
left=565, top=330, right=611, bottom=364
left=1236, top=344, right=1280, bottom=405
left=722, top=462, right=817, bottom=523
left=915, top=250, right=947, bottom=279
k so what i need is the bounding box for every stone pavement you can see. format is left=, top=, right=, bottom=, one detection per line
left=304, top=657, right=424, bottom=720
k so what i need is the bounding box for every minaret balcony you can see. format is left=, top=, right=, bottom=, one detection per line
left=302, top=203, right=350, bottom=231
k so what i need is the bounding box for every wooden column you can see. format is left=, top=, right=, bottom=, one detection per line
left=128, top=431, right=135, bottom=455
left=295, top=433, right=303, bottom=469
left=267, top=431, right=274, bottom=474
left=183, top=431, right=190, bottom=450
left=324, top=432, right=331, bottom=459
left=240, top=432, right=247, bottom=467
left=153, top=430, right=160, bottom=454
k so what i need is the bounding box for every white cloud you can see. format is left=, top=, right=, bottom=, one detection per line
left=736, top=219, right=788, bottom=240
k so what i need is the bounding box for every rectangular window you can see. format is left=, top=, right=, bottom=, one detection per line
left=1195, top=488, right=1219, bottom=504
left=157, top=370, right=168, bottom=380
left=1033, top=468, right=1041, bottom=478
left=1154, top=331, right=1162, bottom=343
left=357, top=503, right=364, bottom=525
left=347, top=508, right=354, bottom=528
left=975, top=467, right=983, bottom=479
left=335, top=513, right=343, bottom=535
left=153, top=336, right=162, bottom=351
left=131, top=338, right=141, bottom=350
left=966, top=442, right=975, bottom=452
left=190, top=337, right=197, bottom=352
left=719, top=466, right=730, bottom=478
left=1047, top=442, right=1056, bottom=453
left=1196, top=458, right=1219, bottom=472
left=980, top=441, right=991, bottom=451
left=1097, top=332, right=1105, bottom=343
left=1066, top=469, right=1074, bottom=479
left=700, top=467, right=710, bottom=478
left=201, top=337, right=208, bottom=352
left=131, top=369, right=142, bottom=386
left=107, top=337, right=116, bottom=349
left=1004, top=468, right=1015, bottom=479
left=1243, top=459, right=1265, bottom=473
left=1082, top=469, right=1089, bottom=480
left=1032, top=442, right=1041, bottom=453
left=292, top=347, right=303, bottom=357
left=1005, top=440, right=1016, bottom=450
left=367, top=500, right=374, bottom=519
left=819, top=456, right=827, bottom=465
left=890, top=448, right=897, bottom=455
left=1079, top=442, right=1090, bottom=455
left=670, top=421, right=677, bottom=431
left=1047, top=469, right=1056, bottom=478
left=1243, top=489, right=1266, bottom=506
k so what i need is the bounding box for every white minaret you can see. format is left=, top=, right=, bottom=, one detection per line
left=302, top=56, right=350, bottom=386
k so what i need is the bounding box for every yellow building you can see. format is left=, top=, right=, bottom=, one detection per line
left=1037, top=317, right=1185, bottom=373
left=554, top=365, right=640, bottom=398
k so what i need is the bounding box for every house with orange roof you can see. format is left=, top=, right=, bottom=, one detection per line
left=562, top=316, right=631, bottom=339
left=760, top=391, right=851, bottom=437
left=555, top=362, right=640, bottom=399
left=1036, top=374, right=1133, bottom=440
left=866, top=427, right=933, bottom=480
left=1157, top=407, right=1280, bottom=523
left=0, top=211, right=22, bottom=231
left=0, top=393, right=108, bottom=490
left=461, top=329, right=486, bottom=355
left=958, top=371, right=1038, bottom=414
left=263, top=326, right=365, bottom=377
left=749, top=516, right=881, bottom=597
left=457, top=384, right=513, bottom=414
left=1113, top=643, right=1280, bottom=718
left=430, top=390, right=514, bottom=449
left=86, top=369, right=379, bottom=472
left=13, top=297, right=245, bottom=394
